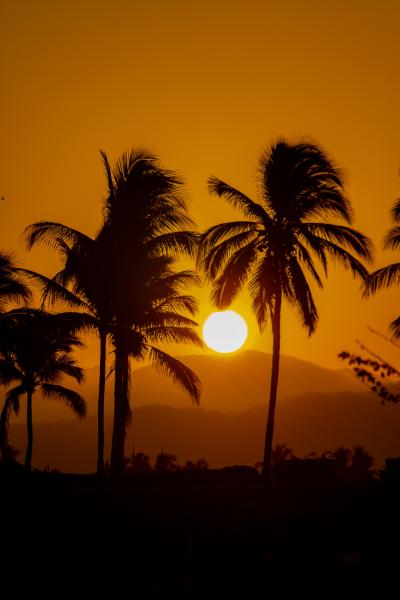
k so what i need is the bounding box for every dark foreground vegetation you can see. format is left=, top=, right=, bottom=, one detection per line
left=2, top=464, right=400, bottom=594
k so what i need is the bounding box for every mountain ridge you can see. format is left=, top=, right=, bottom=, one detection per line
left=8, top=389, right=400, bottom=473
left=13, top=349, right=363, bottom=422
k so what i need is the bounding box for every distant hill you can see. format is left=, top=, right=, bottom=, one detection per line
left=8, top=390, right=400, bottom=473
left=133, top=350, right=362, bottom=411
left=24, top=350, right=363, bottom=422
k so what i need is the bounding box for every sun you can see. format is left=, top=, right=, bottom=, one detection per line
left=202, top=310, right=248, bottom=353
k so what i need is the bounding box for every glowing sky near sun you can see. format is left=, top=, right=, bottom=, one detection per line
left=1, top=0, right=400, bottom=369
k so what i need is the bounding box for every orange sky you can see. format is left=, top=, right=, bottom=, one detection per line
left=1, top=0, right=400, bottom=369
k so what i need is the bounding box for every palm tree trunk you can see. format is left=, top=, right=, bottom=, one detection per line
left=96, top=329, right=107, bottom=477
left=25, top=391, right=33, bottom=471
left=262, top=291, right=282, bottom=483
left=110, top=340, right=128, bottom=477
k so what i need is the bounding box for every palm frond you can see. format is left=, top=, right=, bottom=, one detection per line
left=24, top=222, right=93, bottom=251
left=17, top=268, right=87, bottom=310
left=0, top=385, right=25, bottom=449
left=383, top=226, right=400, bottom=251
left=0, top=359, right=22, bottom=385
left=41, top=383, right=86, bottom=418
left=153, top=295, right=199, bottom=317
left=391, top=198, right=400, bottom=223
left=300, top=223, right=373, bottom=261
left=364, top=263, right=400, bottom=297
left=157, top=270, right=201, bottom=292
left=100, top=149, right=115, bottom=201
left=389, top=315, right=400, bottom=339
left=211, top=240, right=259, bottom=309
left=146, top=231, right=200, bottom=257
left=295, top=241, right=323, bottom=287
left=318, top=239, right=369, bottom=280
left=208, top=177, right=271, bottom=224
left=141, top=311, right=199, bottom=329
left=297, top=188, right=352, bottom=223
left=48, top=311, right=97, bottom=338
left=41, top=354, right=84, bottom=384
left=248, top=254, right=276, bottom=331
left=201, top=229, right=259, bottom=279
left=0, top=252, right=32, bottom=308
left=147, top=346, right=201, bottom=404
left=198, top=221, right=258, bottom=260
left=285, top=257, right=318, bottom=334
left=143, top=325, right=203, bottom=347
left=297, top=229, right=328, bottom=275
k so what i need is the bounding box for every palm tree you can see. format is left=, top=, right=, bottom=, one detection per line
left=0, top=309, right=86, bottom=470
left=24, top=148, right=202, bottom=477
left=0, top=252, right=31, bottom=311
left=127, top=452, right=153, bottom=473
left=154, top=450, right=179, bottom=472
left=98, top=149, right=201, bottom=476
left=271, top=443, right=293, bottom=467
left=107, top=254, right=203, bottom=475
left=23, top=225, right=112, bottom=476
left=198, top=139, right=373, bottom=482
left=364, top=197, right=400, bottom=337
left=0, top=443, right=20, bottom=464
left=350, top=445, right=374, bottom=480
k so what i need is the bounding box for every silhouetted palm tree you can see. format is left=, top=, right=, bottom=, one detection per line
left=0, top=252, right=31, bottom=310
left=127, top=452, right=153, bottom=473
left=99, top=149, right=201, bottom=476
left=0, top=309, right=86, bottom=470
left=271, top=443, right=293, bottom=467
left=350, top=445, right=374, bottom=480
left=23, top=225, right=111, bottom=476
left=24, top=149, right=202, bottom=477
left=331, top=446, right=351, bottom=470
left=364, top=197, right=400, bottom=337
left=155, top=450, right=179, bottom=472
left=198, top=139, right=373, bottom=481
left=0, top=443, right=20, bottom=464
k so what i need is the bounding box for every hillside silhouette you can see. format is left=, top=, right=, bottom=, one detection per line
left=134, top=350, right=363, bottom=411
left=8, top=387, right=400, bottom=473
left=24, top=350, right=363, bottom=423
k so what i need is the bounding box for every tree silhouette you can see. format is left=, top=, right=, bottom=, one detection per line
left=0, top=252, right=31, bottom=310
left=23, top=225, right=112, bottom=476
left=24, top=149, right=202, bottom=477
left=271, top=443, right=293, bottom=467
left=338, top=346, right=400, bottom=404
left=183, top=459, right=209, bottom=471
left=355, top=195, right=400, bottom=404
left=127, top=452, right=153, bottom=473
left=350, top=445, right=374, bottom=480
left=0, top=309, right=86, bottom=470
left=198, top=139, right=372, bottom=481
left=155, top=451, right=179, bottom=472
left=99, top=149, right=201, bottom=476
left=255, top=443, right=294, bottom=474
left=0, top=443, right=20, bottom=464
